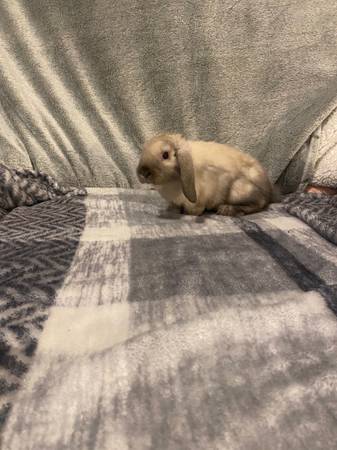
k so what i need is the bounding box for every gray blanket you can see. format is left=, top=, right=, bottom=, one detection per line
left=0, top=163, right=86, bottom=213
left=1, top=0, right=337, bottom=189
left=1, top=187, right=337, bottom=450
left=283, top=192, right=337, bottom=247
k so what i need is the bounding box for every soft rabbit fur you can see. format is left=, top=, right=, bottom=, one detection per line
left=137, top=133, right=277, bottom=216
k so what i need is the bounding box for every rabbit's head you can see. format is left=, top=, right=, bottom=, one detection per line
left=137, top=133, right=197, bottom=202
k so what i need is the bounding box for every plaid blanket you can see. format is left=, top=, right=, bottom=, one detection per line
left=1, top=188, right=337, bottom=449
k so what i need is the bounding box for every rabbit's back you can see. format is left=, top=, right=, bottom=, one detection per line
left=189, top=140, right=273, bottom=209
left=189, top=141, right=255, bottom=176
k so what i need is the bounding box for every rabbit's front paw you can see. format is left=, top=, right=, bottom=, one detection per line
left=216, top=204, right=244, bottom=217
left=182, top=204, right=204, bottom=216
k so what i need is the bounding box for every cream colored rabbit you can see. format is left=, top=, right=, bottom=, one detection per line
left=137, top=133, right=277, bottom=216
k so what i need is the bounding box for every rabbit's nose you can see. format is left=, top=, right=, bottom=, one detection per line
left=137, top=165, right=152, bottom=183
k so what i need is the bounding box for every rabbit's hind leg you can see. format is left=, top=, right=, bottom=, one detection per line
left=225, top=178, right=269, bottom=215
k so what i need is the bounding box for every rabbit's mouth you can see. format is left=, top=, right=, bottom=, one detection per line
left=137, top=169, right=162, bottom=186
left=137, top=165, right=153, bottom=184
left=137, top=164, right=179, bottom=186
left=138, top=174, right=151, bottom=184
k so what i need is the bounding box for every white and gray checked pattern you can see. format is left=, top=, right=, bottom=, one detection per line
left=1, top=188, right=337, bottom=450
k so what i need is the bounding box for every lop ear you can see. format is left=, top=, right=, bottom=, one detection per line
left=176, top=146, right=197, bottom=203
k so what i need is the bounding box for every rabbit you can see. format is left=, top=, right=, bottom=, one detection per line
left=137, top=133, right=278, bottom=216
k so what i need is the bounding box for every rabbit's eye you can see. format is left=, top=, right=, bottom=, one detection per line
left=162, top=151, right=169, bottom=160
